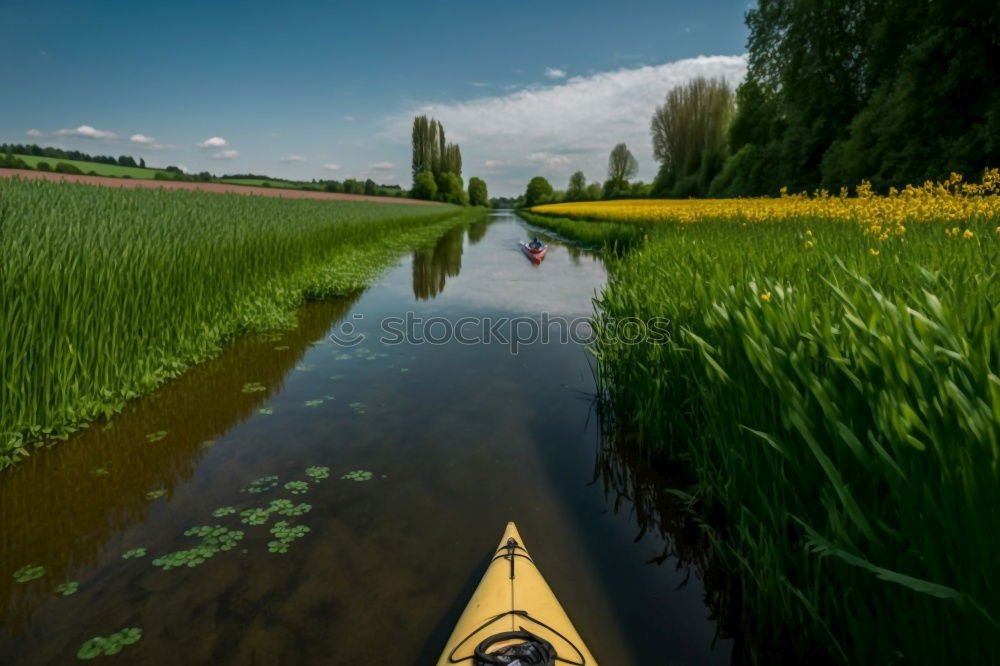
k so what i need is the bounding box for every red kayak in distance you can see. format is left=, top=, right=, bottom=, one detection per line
left=520, top=241, right=548, bottom=263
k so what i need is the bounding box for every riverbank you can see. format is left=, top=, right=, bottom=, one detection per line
left=1, top=177, right=482, bottom=468
left=529, top=183, right=1000, bottom=664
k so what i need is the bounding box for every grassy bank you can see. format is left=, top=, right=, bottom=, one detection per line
left=531, top=179, right=1000, bottom=663
left=518, top=210, right=643, bottom=251
left=10, top=154, right=168, bottom=179
left=0, top=177, right=478, bottom=469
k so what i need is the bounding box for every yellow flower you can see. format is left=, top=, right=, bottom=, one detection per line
left=805, top=229, right=813, bottom=237
left=760, top=292, right=771, bottom=302
left=870, top=248, right=880, bottom=256
left=804, top=240, right=814, bottom=248
left=963, top=229, right=974, bottom=239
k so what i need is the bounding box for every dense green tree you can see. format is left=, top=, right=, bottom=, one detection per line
left=436, top=171, right=468, bottom=205
left=584, top=183, right=603, bottom=201
left=566, top=171, right=587, bottom=201
left=467, top=177, right=488, bottom=207
left=524, top=176, right=554, bottom=206
left=140, top=158, right=146, bottom=169
left=650, top=77, right=734, bottom=198
left=412, top=170, right=438, bottom=200
left=364, top=178, right=377, bottom=196
left=606, top=143, right=638, bottom=192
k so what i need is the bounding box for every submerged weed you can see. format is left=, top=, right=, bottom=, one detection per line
left=144, top=430, right=168, bottom=442
left=145, top=489, right=166, bottom=500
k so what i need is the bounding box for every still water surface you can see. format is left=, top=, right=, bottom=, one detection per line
left=0, top=211, right=731, bottom=664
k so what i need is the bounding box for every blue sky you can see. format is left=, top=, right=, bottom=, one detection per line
left=3, top=0, right=751, bottom=195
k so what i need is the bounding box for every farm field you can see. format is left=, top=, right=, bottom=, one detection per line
left=529, top=172, right=1000, bottom=663
left=10, top=154, right=168, bottom=178
left=0, top=177, right=476, bottom=468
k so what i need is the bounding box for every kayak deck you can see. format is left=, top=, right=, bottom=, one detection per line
left=437, top=522, right=596, bottom=665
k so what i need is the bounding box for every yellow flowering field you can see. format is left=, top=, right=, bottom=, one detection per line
left=532, top=169, right=1000, bottom=241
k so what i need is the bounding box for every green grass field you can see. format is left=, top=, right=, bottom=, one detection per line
left=11, top=154, right=168, bottom=179
left=219, top=178, right=316, bottom=189
left=0, top=178, right=477, bottom=468
left=530, top=207, right=1000, bottom=663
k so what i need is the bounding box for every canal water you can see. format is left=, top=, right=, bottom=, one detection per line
left=0, top=211, right=732, bottom=664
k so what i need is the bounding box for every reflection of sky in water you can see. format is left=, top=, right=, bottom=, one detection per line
left=385, top=213, right=607, bottom=317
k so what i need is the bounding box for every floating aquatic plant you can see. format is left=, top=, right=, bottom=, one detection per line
left=258, top=407, right=273, bottom=415
left=13, top=565, right=45, bottom=583
left=77, top=627, right=142, bottom=660
left=90, top=467, right=109, bottom=477
left=324, top=394, right=336, bottom=400
left=341, top=470, right=373, bottom=482
left=145, top=489, right=166, bottom=500
left=304, top=399, right=324, bottom=408
left=267, top=521, right=311, bottom=554
left=284, top=481, right=309, bottom=495
left=269, top=499, right=311, bottom=517
left=55, top=581, right=78, bottom=596
left=305, top=465, right=330, bottom=482
left=348, top=401, right=366, bottom=414
left=122, top=548, right=147, bottom=560
left=242, top=475, right=278, bottom=494
left=295, top=363, right=313, bottom=372
left=145, top=430, right=167, bottom=442
left=212, top=506, right=236, bottom=518
left=152, top=526, right=243, bottom=570
left=240, top=507, right=272, bottom=526
left=241, top=382, right=266, bottom=393
left=273, top=345, right=290, bottom=351
left=400, top=367, right=409, bottom=373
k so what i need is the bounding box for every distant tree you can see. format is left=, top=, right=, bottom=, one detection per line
left=117, top=155, right=137, bottom=167
left=54, top=162, right=83, bottom=175
left=139, top=158, right=146, bottom=169
left=443, top=144, right=463, bottom=178
left=584, top=182, right=603, bottom=200
left=436, top=171, right=468, bottom=205
left=324, top=180, right=343, bottom=193
left=467, top=177, right=488, bottom=206
left=35, top=161, right=52, bottom=171
left=566, top=171, right=587, bottom=201
left=343, top=178, right=364, bottom=194
left=196, top=171, right=212, bottom=182
left=165, top=165, right=183, bottom=174
left=364, top=178, right=377, bottom=196
left=606, top=143, right=638, bottom=192
left=650, top=76, right=734, bottom=198
left=412, top=171, right=438, bottom=200
left=524, top=176, right=554, bottom=207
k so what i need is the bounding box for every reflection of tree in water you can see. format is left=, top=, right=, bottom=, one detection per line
left=591, top=398, right=749, bottom=662
left=0, top=296, right=359, bottom=634
left=412, top=224, right=465, bottom=300
left=466, top=218, right=488, bottom=245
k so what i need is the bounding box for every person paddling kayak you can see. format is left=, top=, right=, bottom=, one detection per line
left=528, top=237, right=543, bottom=250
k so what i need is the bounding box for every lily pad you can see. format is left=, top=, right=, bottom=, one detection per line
left=145, top=488, right=166, bottom=500
left=274, top=345, right=290, bottom=351
left=242, top=475, right=279, bottom=494
left=55, top=581, right=79, bottom=596
left=348, top=401, right=366, bottom=414
left=258, top=407, right=273, bottom=415
left=241, top=382, right=266, bottom=393
left=145, top=430, right=168, bottom=443
left=304, top=399, right=324, bottom=408
left=267, top=521, right=311, bottom=554
left=212, top=506, right=236, bottom=518
left=13, top=565, right=45, bottom=583
left=77, top=628, right=142, bottom=660
left=305, top=465, right=330, bottom=482
left=90, top=467, right=109, bottom=477
left=295, top=363, right=314, bottom=372
left=341, top=470, right=373, bottom=482
left=122, top=548, right=147, bottom=560
left=284, top=481, right=309, bottom=495
left=152, top=526, right=243, bottom=570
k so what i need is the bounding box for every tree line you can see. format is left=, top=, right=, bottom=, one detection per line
left=410, top=116, right=489, bottom=206
left=0, top=143, right=148, bottom=169
left=521, top=0, right=998, bottom=202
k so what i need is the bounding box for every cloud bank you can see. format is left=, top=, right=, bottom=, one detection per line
left=390, top=54, right=747, bottom=195
left=54, top=125, right=117, bottom=140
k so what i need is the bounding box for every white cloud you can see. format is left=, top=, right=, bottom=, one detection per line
left=198, top=136, right=228, bottom=148
left=54, top=125, right=117, bottom=140
left=280, top=155, right=307, bottom=162
left=388, top=54, right=747, bottom=195
left=545, top=67, right=567, bottom=79
left=483, top=159, right=508, bottom=168
left=209, top=149, right=239, bottom=160
left=130, top=134, right=173, bottom=150
left=370, top=161, right=394, bottom=170
left=26, top=129, right=42, bottom=137
left=322, top=163, right=342, bottom=171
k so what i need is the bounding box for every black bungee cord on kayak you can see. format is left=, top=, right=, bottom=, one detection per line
left=447, top=538, right=587, bottom=666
